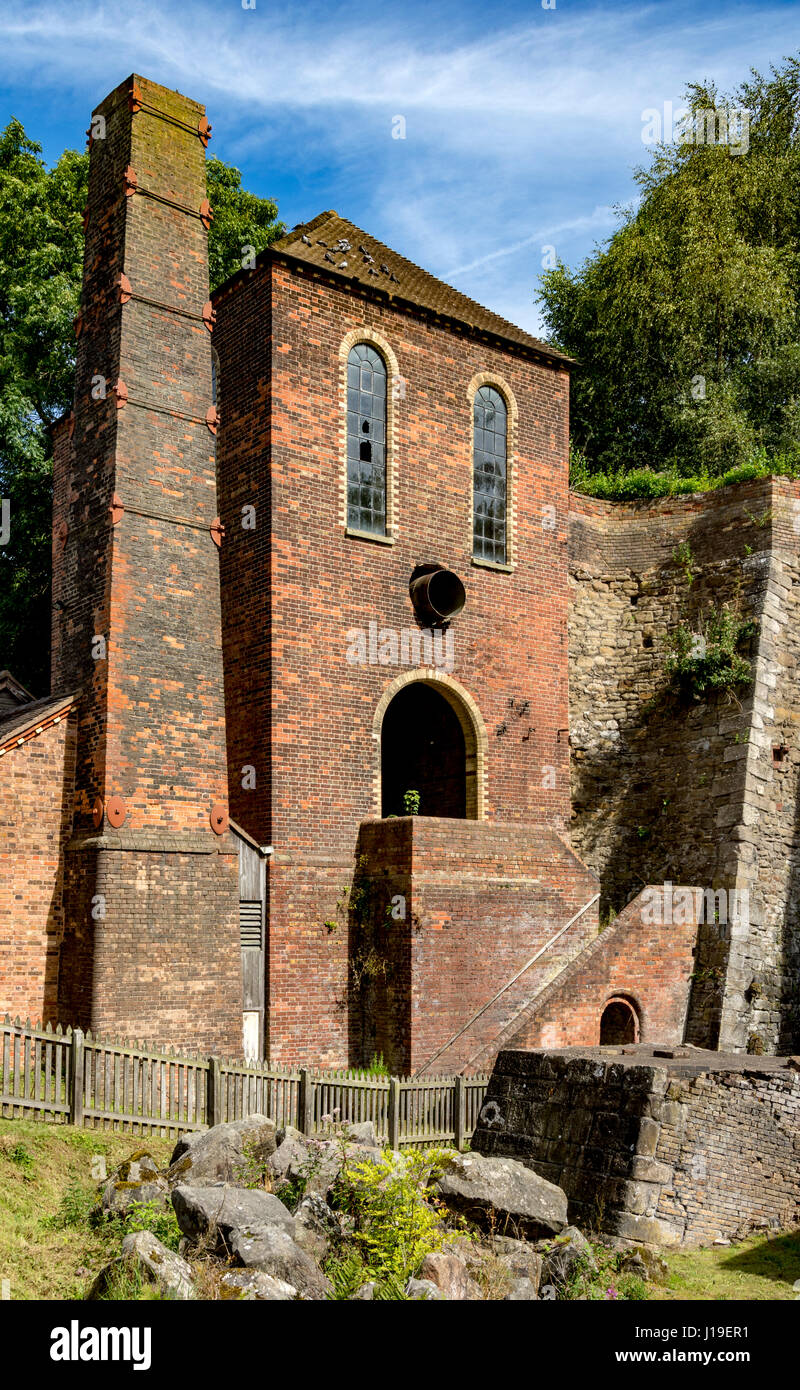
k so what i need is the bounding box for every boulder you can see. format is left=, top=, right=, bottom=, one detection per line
left=232, top=1226, right=331, bottom=1301
left=101, top=1151, right=169, bottom=1218
left=418, top=1250, right=482, bottom=1301
left=503, top=1277, right=539, bottom=1301
left=405, top=1277, right=444, bottom=1300
left=220, top=1269, right=298, bottom=1301
left=270, top=1135, right=383, bottom=1200
left=618, top=1244, right=669, bottom=1285
left=540, top=1227, right=597, bottom=1289
left=275, top=1125, right=306, bottom=1146
left=86, top=1231, right=194, bottom=1301
left=345, top=1121, right=379, bottom=1147
left=167, top=1115, right=277, bottom=1187
left=492, top=1237, right=543, bottom=1294
left=267, top=1134, right=311, bottom=1183
left=434, top=1153, right=568, bottom=1239
left=171, top=1184, right=295, bottom=1252
left=294, top=1192, right=340, bottom=1262
left=352, top=1282, right=378, bottom=1300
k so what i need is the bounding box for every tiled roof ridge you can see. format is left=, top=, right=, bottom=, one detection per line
left=221, top=210, right=572, bottom=365
left=0, top=693, right=76, bottom=756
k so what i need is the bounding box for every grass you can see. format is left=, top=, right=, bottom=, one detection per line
left=654, top=1232, right=800, bottom=1301
left=0, top=1117, right=174, bottom=1300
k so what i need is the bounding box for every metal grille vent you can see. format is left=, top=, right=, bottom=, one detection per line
left=239, top=902, right=263, bottom=950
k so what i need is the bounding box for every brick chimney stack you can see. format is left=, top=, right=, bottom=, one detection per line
left=53, top=75, right=242, bottom=1051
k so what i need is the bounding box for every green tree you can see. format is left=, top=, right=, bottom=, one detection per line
left=0, top=124, right=282, bottom=694
left=538, top=54, right=800, bottom=479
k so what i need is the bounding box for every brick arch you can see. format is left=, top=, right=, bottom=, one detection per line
left=600, top=993, right=642, bottom=1045
left=371, top=670, right=488, bottom=820
left=466, top=370, right=518, bottom=569
left=338, top=326, right=401, bottom=540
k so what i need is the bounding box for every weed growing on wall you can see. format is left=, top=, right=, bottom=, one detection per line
left=664, top=606, right=756, bottom=700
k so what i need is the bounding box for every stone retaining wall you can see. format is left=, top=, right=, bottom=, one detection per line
left=474, top=1046, right=800, bottom=1247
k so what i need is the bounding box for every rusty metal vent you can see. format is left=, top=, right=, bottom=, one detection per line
left=239, top=903, right=263, bottom=950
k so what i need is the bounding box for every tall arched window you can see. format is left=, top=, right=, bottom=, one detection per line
left=347, top=344, right=387, bottom=535
left=473, top=385, right=507, bottom=563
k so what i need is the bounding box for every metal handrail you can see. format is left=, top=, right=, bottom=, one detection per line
left=413, top=892, right=600, bottom=1077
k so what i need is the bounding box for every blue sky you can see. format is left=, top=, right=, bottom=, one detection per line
left=0, top=0, right=797, bottom=337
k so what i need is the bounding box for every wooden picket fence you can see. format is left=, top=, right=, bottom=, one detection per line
left=0, top=1016, right=488, bottom=1148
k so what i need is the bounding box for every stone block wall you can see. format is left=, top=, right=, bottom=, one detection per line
left=474, top=1046, right=800, bottom=1247
left=569, top=478, right=800, bottom=1052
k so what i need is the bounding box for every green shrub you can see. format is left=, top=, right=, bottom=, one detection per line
left=665, top=606, right=755, bottom=700
left=328, top=1147, right=459, bottom=1291
left=43, top=1180, right=99, bottom=1230
left=110, top=1198, right=182, bottom=1252
left=2, top=1142, right=35, bottom=1174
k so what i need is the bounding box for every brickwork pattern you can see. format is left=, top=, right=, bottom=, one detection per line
left=0, top=708, right=77, bottom=1021
left=214, top=251, right=574, bottom=1063
left=52, top=75, right=241, bottom=1053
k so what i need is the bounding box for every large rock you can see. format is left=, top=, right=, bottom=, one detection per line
left=492, top=1236, right=543, bottom=1294
left=101, top=1151, right=169, bottom=1218
left=434, top=1152, right=568, bottom=1239
left=503, top=1277, right=539, bottom=1300
left=86, top=1231, right=194, bottom=1301
left=220, top=1269, right=298, bottom=1301
left=418, top=1250, right=482, bottom=1301
left=268, top=1133, right=383, bottom=1201
left=405, top=1277, right=444, bottom=1300
left=294, top=1193, right=340, bottom=1262
left=167, top=1116, right=277, bottom=1187
left=267, top=1134, right=311, bottom=1183
left=231, top=1226, right=331, bottom=1301
left=171, top=1184, right=294, bottom=1252
left=540, top=1226, right=597, bottom=1290
left=344, top=1121, right=379, bottom=1147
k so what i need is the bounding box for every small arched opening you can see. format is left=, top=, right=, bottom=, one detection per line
left=599, top=995, right=640, bottom=1045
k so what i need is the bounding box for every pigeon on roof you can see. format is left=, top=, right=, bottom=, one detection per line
left=301, top=234, right=311, bottom=245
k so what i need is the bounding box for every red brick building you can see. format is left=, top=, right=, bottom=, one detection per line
left=0, top=75, right=700, bottom=1069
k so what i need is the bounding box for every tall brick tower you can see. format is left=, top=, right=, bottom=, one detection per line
left=52, top=76, right=242, bottom=1052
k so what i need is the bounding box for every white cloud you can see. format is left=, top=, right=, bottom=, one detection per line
left=1, top=0, right=795, bottom=332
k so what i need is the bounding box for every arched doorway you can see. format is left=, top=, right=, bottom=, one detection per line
left=599, top=995, right=640, bottom=1045
left=381, top=682, right=468, bottom=818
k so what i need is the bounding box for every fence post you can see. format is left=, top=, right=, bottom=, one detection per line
left=208, top=1057, right=223, bottom=1127
left=388, top=1076, right=400, bottom=1150
left=70, top=1028, right=84, bottom=1128
left=454, top=1074, right=465, bottom=1151
left=298, top=1067, right=313, bottom=1136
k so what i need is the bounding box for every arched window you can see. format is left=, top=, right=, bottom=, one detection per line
left=347, top=344, right=387, bottom=535
left=473, top=385, right=507, bottom=563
